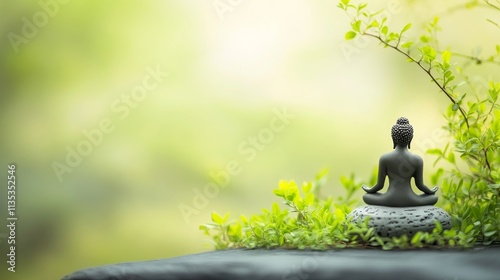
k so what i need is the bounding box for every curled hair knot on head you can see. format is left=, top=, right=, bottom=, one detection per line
left=391, top=117, right=413, bottom=149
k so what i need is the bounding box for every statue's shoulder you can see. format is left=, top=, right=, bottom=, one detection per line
left=408, top=152, right=424, bottom=164
left=379, top=151, right=395, bottom=161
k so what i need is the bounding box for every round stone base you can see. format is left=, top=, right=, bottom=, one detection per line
left=347, top=205, right=452, bottom=237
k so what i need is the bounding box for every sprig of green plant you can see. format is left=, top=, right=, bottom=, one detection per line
left=201, top=171, right=366, bottom=250
left=452, top=49, right=500, bottom=66
left=200, top=171, right=475, bottom=250
left=339, top=0, right=500, bottom=244
left=339, top=0, right=469, bottom=128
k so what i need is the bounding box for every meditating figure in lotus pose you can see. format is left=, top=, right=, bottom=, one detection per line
left=362, top=117, right=438, bottom=207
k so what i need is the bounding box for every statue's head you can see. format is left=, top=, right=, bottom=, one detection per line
left=391, top=117, right=413, bottom=149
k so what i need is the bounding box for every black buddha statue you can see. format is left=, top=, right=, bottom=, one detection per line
left=362, top=117, right=438, bottom=207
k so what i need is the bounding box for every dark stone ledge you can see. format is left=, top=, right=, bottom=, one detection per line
left=62, top=245, right=500, bottom=280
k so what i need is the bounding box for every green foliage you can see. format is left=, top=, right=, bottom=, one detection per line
left=200, top=171, right=365, bottom=250
left=201, top=1, right=499, bottom=250
left=200, top=171, right=474, bottom=250
left=340, top=1, right=500, bottom=244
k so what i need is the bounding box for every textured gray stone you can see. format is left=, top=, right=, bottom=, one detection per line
left=61, top=246, right=500, bottom=280
left=347, top=205, right=452, bottom=237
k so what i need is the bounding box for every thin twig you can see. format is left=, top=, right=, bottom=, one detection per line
left=484, top=148, right=492, bottom=176
left=486, top=0, right=500, bottom=11
left=362, top=32, right=471, bottom=128
left=452, top=52, right=500, bottom=66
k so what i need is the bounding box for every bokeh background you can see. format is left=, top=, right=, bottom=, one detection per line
left=1, top=1, right=498, bottom=279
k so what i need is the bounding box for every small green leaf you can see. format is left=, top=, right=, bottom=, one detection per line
left=488, top=184, right=500, bottom=189
left=368, top=20, right=379, bottom=28
left=345, top=31, right=357, bottom=40
left=427, top=148, right=443, bottom=155
left=401, top=23, right=412, bottom=33
left=302, top=182, right=312, bottom=194
left=484, top=231, right=497, bottom=237
left=240, top=215, right=249, bottom=224
left=452, top=103, right=459, bottom=111
left=315, top=168, right=328, bottom=181
left=461, top=185, right=469, bottom=196
left=432, top=16, right=439, bottom=26
left=442, top=50, right=451, bottom=64
left=278, top=180, right=289, bottom=191
left=222, top=213, right=229, bottom=223
left=421, top=45, right=436, bottom=62
left=212, top=212, right=223, bottom=225
left=465, top=224, right=474, bottom=234
left=285, top=183, right=299, bottom=201
left=433, top=220, right=443, bottom=233
left=335, top=208, right=345, bottom=220
left=199, top=224, right=208, bottom=232
left=272, top=202, right=280, bottom=215
left=357, top=3, right=367, bottom=11
left=228, top=223, right=239, bottom=235
left=304, top=193, right=315, bottom=206
left=273, top=189, right=284, bottom=197
left=381, top=26, right=388, bottom=35
left=352, top=20, right=361, bottom=32
left=447, top=152, right=455, bottom=164
left=401, top=41, right=414, bottom=49
left=293, top=196, right=304, bottom=210
left=387, top=32, right=399, bottom=41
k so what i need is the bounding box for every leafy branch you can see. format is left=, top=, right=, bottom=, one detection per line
left=340, top=0, right=470, bottom=128
left=339, top=0, right=500, bottom=243
left=366, top=32, right=470, bottom=127
left=452, top=50, right=500, bottom=66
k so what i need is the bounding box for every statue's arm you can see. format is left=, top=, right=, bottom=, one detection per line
left=362, top=157, right=386, bottom=193
left=414, top=157, right=438, bottom=194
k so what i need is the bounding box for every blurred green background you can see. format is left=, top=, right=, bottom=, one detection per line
left=0, top=1, right=498, bottom=279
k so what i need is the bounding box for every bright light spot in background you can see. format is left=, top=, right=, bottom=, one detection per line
left=207, top=2, right=317, bottom=93
left=203, top=1, right=390, bottom=115
left=209, top=2, right=315, bottom=74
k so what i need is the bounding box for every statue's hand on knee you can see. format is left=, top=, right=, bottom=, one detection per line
left=428, top=186, right=439, bottom=194
left=362, top=184, right=377, bottom=194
